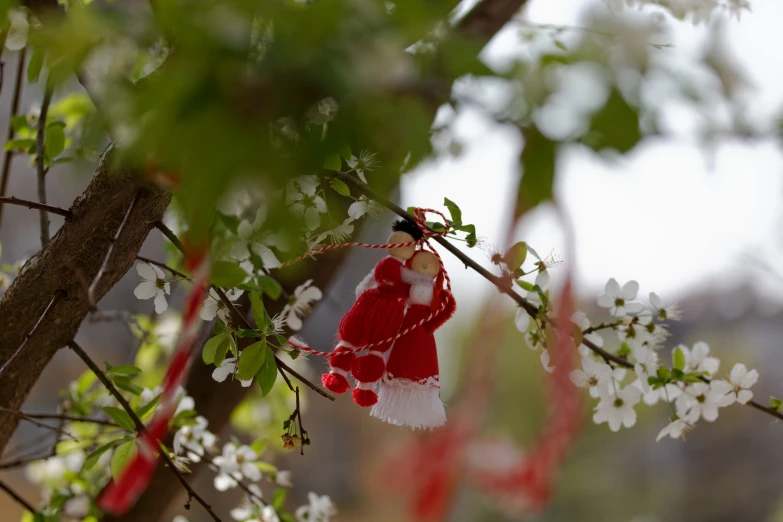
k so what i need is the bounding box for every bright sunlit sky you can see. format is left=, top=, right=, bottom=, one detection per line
left=402, top=0, right=783, bottom=313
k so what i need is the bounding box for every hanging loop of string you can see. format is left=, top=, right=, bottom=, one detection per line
left=284, top=207, right=453, bottom=357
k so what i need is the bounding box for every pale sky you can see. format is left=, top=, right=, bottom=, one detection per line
left=402, top=0, right=783, bottom=316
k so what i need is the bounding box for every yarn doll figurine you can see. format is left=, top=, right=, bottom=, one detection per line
left=321, top=220, right=423, bottom=407
left=371, top=250, right=456, bottom=429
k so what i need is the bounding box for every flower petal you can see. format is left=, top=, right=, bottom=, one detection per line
left=621, top=280, right=639, bottom=300
left=134, top=281, right=158, bottom=300
left=136, top=263, right=157, bottom=281
left=514, top=308, right=530, bottom=332
left=154, top=292, right=168, bottom=314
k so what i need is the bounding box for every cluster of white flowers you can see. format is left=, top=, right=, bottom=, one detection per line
left=604, top=0, right=751, bottom=25
left=563, top=278, right=760, bottom=441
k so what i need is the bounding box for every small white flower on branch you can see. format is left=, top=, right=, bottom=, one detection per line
left=230, top=206, right=281, bottom=269
left=681, top=341, right=720, bottom=377
left=295, top=492, right=337, bottom=522
left=649, top=292, right=682, bottom=321
left=570, top=356, right=614, bottom=398
left=282, top=279, right=322, bottom=331
left=315, top=219, right=354, bottom=244
left=212, top=357, right=253, bottom=387
left=675, top=380, right=732, bottom=423
left=346, top=150, right=378, bottom=184
left=213, top=443, right=262, bottom=491
left=720, top=363, right=759, bottom=406
left=656, top=418, right=692, bottom=442
left=174, top=416, right=217, bottom=462
left=597, top=278, right=644, bottom=317
left=287, top=176, right=328, bottom=231
left=347, top=199, right=369, bottom=221
left=593, top=384, right=641, bottom=432
left=540, top=350, right=555, bottom=373
left=276, top=470, right=293, bottom=487
left=570, top=311, right=604, bottom=356
left=514, top=308, right=530, bottom=333
left=134, top=263, right=171, bottom=314
left=201, top=289, right=244, bottom=322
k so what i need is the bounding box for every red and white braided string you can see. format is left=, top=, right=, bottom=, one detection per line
left=287, top=208, right=452, bottom=357
left=99, top=247, right=210, bottom=515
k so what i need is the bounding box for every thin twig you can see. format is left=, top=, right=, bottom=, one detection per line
left=88, top=190, right=142, bottom=309
left=0, top=480, right=41, bottom=516
left=0, top=195, right=73, bottom=218
left=35, top=83, right=53, bottom=246
left=0, top=408, right=77, bottom=440
left=0, top=44, right=27, bottom=230
left=0, top=290, right=65, bottom=379
left=66, top=341, right=222, bottom=522
left=136, top=255, right=189, bottom=280
left=332, top=171, right=783, bottom=424
left=0, top=408, right=119, bottom=427
left=155, top=221, right=335, bottom=401
left=181, top=443, right=268, bottom=506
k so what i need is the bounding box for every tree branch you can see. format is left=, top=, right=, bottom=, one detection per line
left=0, top=480, right=41, bottom=516
left=0, top=408, right=119, bottom=427
left=35, top=84, right=53, bottom=246
left=67, top=341, right=223, bottom=522
left=0, top=195, right=73, bottom=218
left=0, top=45, right=27, bottom=230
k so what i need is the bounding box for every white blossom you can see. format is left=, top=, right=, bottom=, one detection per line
left=347, top=200, right=369, bottom=221
left=5, top=9, right=28, bottom=51
left=675, top=380, right=732, bottom=423
left=514, top=308, right=530, bottom=333
left=597, top=278, right=644, bottom=317
left=134, top=263, right=171, bottom=314
left=539, top=350, right=555, bottom=373
left=282, top=280, right=322, bottom=331
left=287, top=176, right=327, bottom=231
left=570, top=311, right=604, bottom=356
left=295, top=492, right=337, bottom=522
left=276, top=470, right=293, bottom=487
left=681, top=341, right=720, bottom=377
left=720, top=363, right=758, bottom=406
left=346, top=150, right=378, bottom=184
left=212, top=357, right=253, bottom=387
left=656, top=419, right=692, bottom=442
left=593, top=385, right=641, bottom=432
left=174, top=416, right=217, bottom=462
left=201, top=289, right=244, bottom=322
left=230, top=484, right=266, bottom=521
left=649, top=292, right=682, bottom=321
left=230, top=206, right=281, bottom=269
left=315, top=219, right=354, bottom=244
left=213, top=444, right=262, bottom=491
left=570, top=356, right=614, bottom=398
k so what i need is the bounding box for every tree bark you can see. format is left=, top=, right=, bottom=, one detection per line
left=0, top=147, right=172, bottom=452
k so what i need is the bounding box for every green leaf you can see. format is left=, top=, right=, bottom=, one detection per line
left=102, top=407, right=136, bottom=432
left=457, top=224, right=477, bottom=248
left=10, top=115, right=29, bottom=133
left=554, top=40, right=567, bottom=51
left=256, top=346, right=278, bottom=397
left=582, top=88, right=642, bottom=154
left=271, top=488, right=287, bottom=510
left=249, top=292, right=267, bottom=330
left=237, top=341, right=267, bottom=381
left=235, top=329, right=261, bottom=338
left=338, top=144, right=352, bottom=159
left=504, top=242, right=528, bottom=272
left=672, top=347, right=686, bottom=372
left=203, top=331, right=230, bottom=365
left=210, top=261, right=248, bottom=288
left=44, top=121, right=66, bottom=158
left=110, top=440, right=137, bottom=479
left=135, top=393, right=160, bottom=419
left=330, top=180, right=350, bottom=197
left=107, top=365, right=142, bottom=376
left=250, top=437, right=268, bottom=455
left=770, top=397, right=783, bottom=411
left=616, top=342, right=631, bottom=357
left=323, top=153, right=342, bottom=171
left=4, top=138, right=36, bottom=151
left=515, top=279, right=535, bottom=292
left=517, top=127, right=556, bottom=219
left=255, top=461, right=278, bottom=473
left=443, top=197, right=462, bottom=227
left=27, top=48, right=45, bottom=84
left=258, top=276, right=282, bottom=300
left=111, top=375, right=144, bottom=396
left=83, top=440, right=119, bottom=471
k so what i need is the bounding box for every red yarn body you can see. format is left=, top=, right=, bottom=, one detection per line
left=339, top=257, right=409, bottom=352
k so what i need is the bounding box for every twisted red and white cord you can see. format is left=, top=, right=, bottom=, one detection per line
left=98, top=247, right=210, bottom=515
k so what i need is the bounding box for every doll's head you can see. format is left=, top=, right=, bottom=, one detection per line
left=409, top=250, right=439, bottom=278
left=386, top=219, right=423, bottom=260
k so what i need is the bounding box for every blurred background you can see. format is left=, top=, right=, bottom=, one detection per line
left=3, top=0, right=783, bottom=520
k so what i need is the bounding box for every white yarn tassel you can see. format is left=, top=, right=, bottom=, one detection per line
left=371, top=380, right=446, bottom=430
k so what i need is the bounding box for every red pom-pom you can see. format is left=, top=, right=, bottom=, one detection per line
left=329, top=347, right=356, bottom=371
left=353, top=388, right=378, bottom=407
left=352, top=354, right=385, bottom=382
left=322, top=373, right=350, bottom=394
